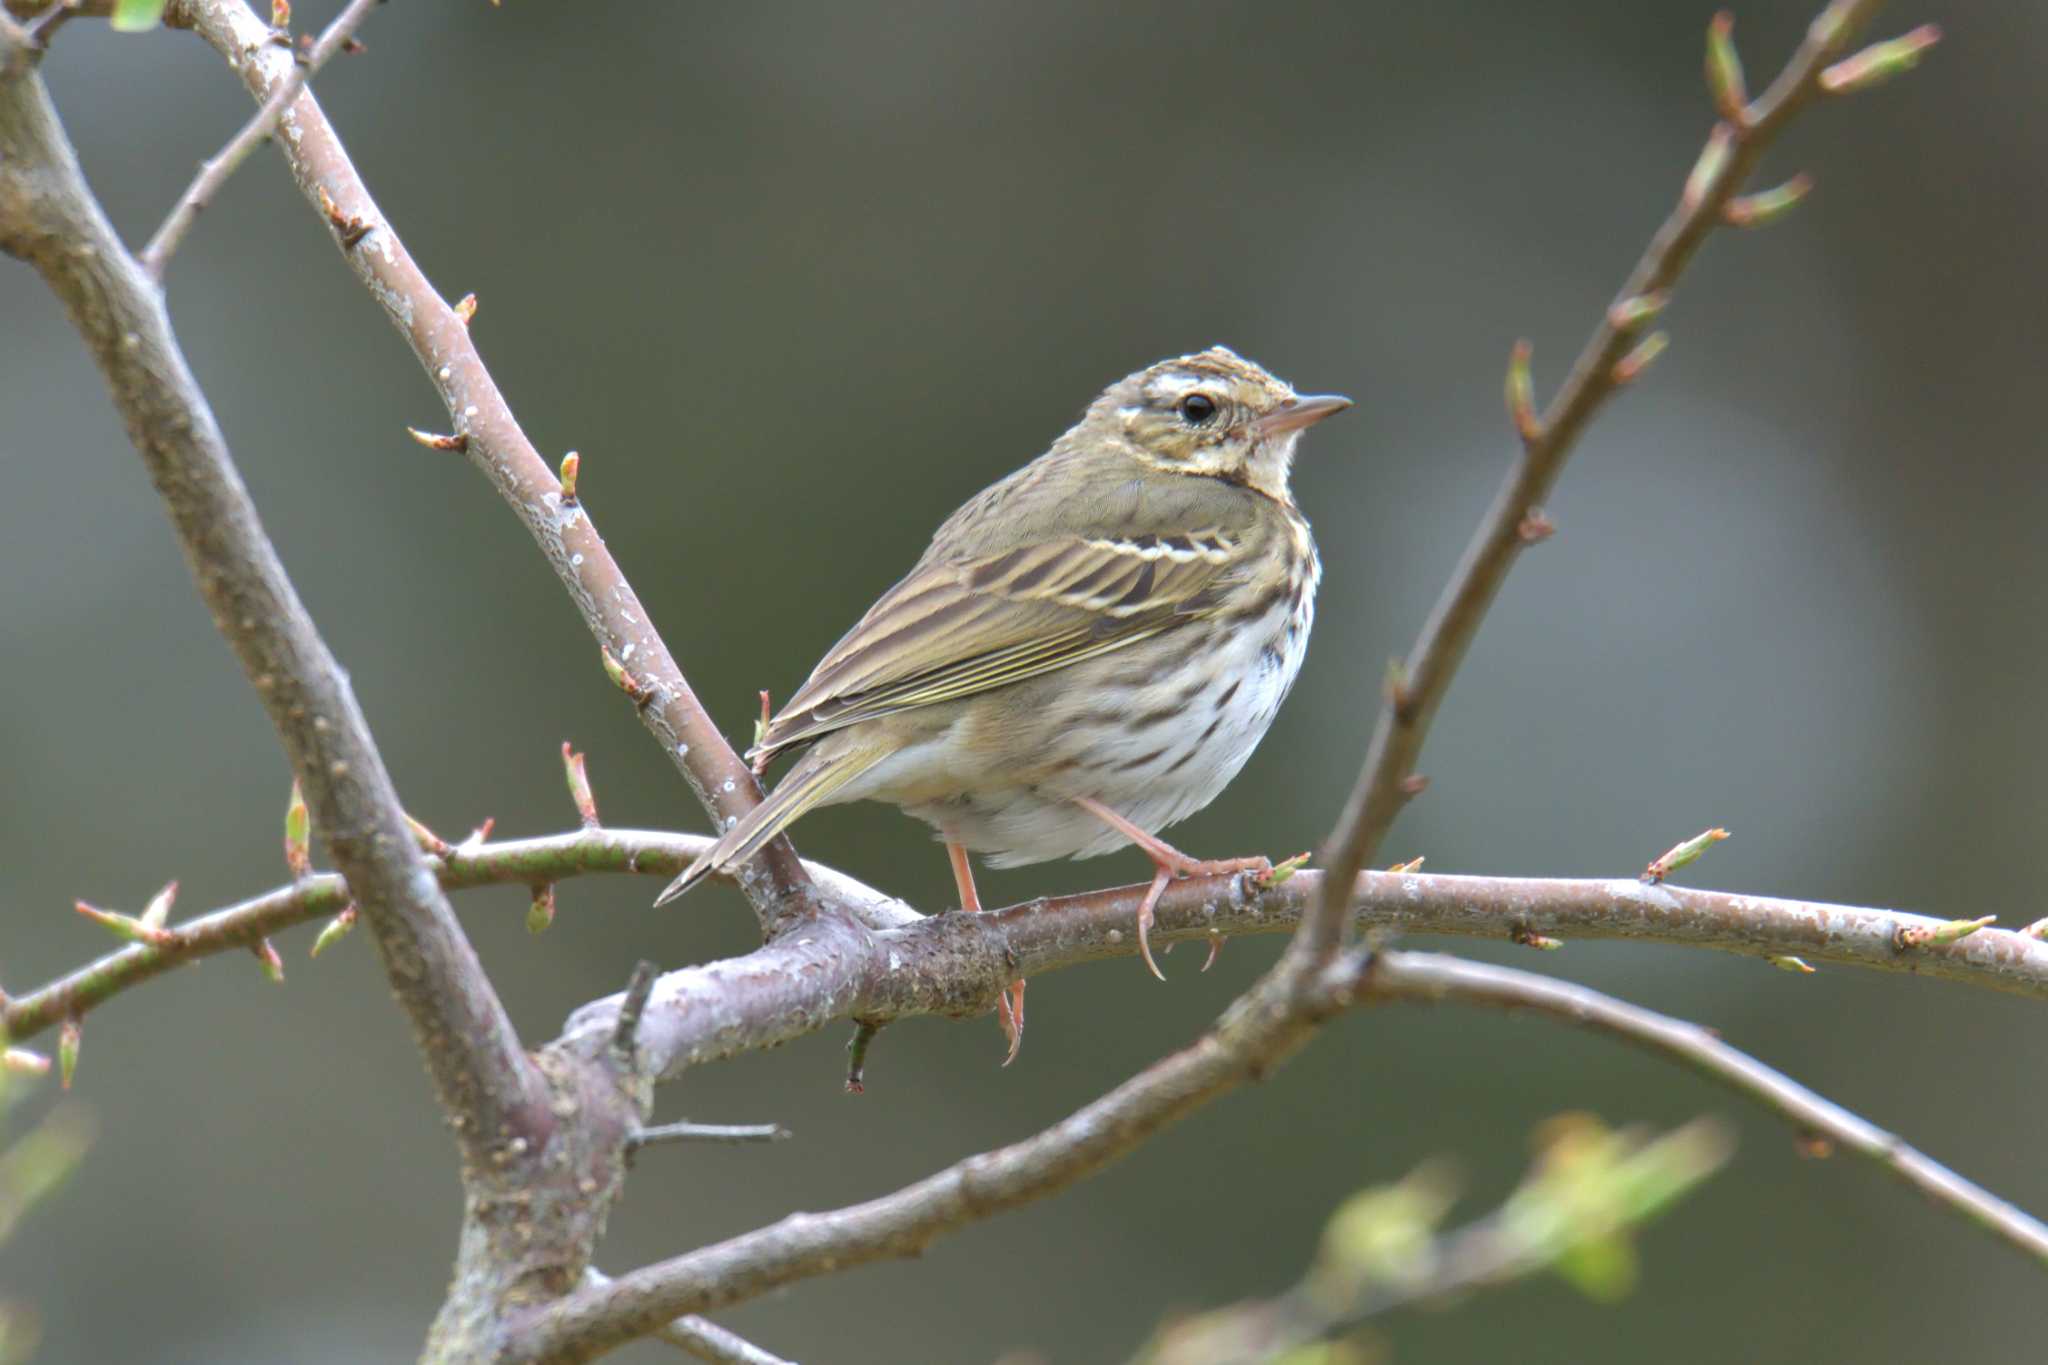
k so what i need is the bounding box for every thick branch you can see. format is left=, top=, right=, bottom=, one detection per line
left=168, top=0, right=813, bottom=932
left=516, top=945, right=2047, bottom=1362
left=0, top=20, right=545, bottom=1160
left=510, top=949, right=1376, bottom=1363
left=12, top=828, right=2047, bottom=1044
left=1310, top=0, right=1905, bottom=953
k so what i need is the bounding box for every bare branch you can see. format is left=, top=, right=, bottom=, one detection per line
left=167, top=0, right=814, bottom=932
left=1369, top=952, right=2048, bottom=1268
left=518, top=942, right=2048, bottom=1361
left=1309, top=0, right=1929, bottom=955
left=13, top=828, right=2048, bottom=1045
left=631, top=1122, right=791, bottom=1150
left=0, top=21, right=545, bottom=1160
left=580, top=1274, right=794, bottom=1365
left=509, top=948, right=1378, bottom=1363
left=137, top=0, right=379, bottom=277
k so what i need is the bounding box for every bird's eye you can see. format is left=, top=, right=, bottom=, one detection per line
left=1178, top=393, right=1218, bottom=426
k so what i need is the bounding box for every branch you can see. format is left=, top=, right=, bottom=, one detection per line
left=0, top=18, right=545, bottom=1160
left=13, top=828, right=2048, bottom=1045
left=168, top=0, right=814, bottom=932
left=1134, top=1116, right=1734, bottom=1364
left=1309, top=0, right=1930, bottom=955
left=579, top=1274, right=794, bottom=1365
left=1368, top=952, right=2048, bottom=1268
left=509, top=947, right=1379, bottom=1363
left=0, top=829, right=917, bottom=1044
left=516, top=942, right=2046, bottom=1362
left=137, top=0, right=379, bottom=277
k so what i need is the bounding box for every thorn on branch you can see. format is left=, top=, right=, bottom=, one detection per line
left=406, top=426, right=468, bottom=454
left=1682, top=123, right=1736, bottom=213
left=2, top=1047, right=50, bottom=1077
left=453, top=292, right=477, bottom=325
left=314, top=185, right=371, bottom=248
left=1262, top=851, right=1312, bottom=887
left=630, top=1120, right=793, bottom=1150
left=1504, top=339, right=1541, bottom=443
left=460, top=816, right=495, bottom=850
left=1706, top=11, right=1750, bottom=126
left=1611, top=331, right=1670, bottom=386
left=750, top=690, right=775, bottom=775
left=1511, top=924, right=1563, bottom=951
left=1820, top=25, right=1942, bottom=96
left=558, top=450, right=580, bottom=504
left=1387, top=856, right=1426, bottom=874
left=283, top=779, right=311, bottom=879
left=845, top=1019, right=883, bottom=1093
left=601, top=646, right=653, bottom=707
left=310, top=905, right=357, bottom=957
left=1383, top=658, right=1414, bottom=716
left=1894, top=915, right=1995, bottom=951
left=404, top=812, right=453, bottom=858
left=1516, top=507, right=1557, bottom=544
left=562, top=742, right=600, bottom=829
left=1398, top=773, right=1429, bottom=798
left=1723, top=174, right=1813, bottom=228
left=75, top=899, right=176, bottom=949
left=139, top=881, right=176, bottom=933
left=610, top=959, right=658, bottom=1072
left=1794, top=1130, right=1835, bottom=1160
left=527, top=884, right=556, bottom=935
left=1643, top=827, right=1729, bottom=883
left=1606, top=291, right=1668, bottom=333
left=58, top=1019, right=79, bottom=1090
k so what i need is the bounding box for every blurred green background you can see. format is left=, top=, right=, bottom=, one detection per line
left=4, top=1, right=2044, bottom=1361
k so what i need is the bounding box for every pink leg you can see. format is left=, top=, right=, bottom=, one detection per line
left=949, top=840, right=1025, bottom=1066
left=1073, top=796, right=1275, bottom=981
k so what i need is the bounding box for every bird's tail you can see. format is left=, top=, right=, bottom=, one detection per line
left=653, top=736, right=891, bottom=905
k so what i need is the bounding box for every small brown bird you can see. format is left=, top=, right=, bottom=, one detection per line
left=657, top=346, right=1350, bottom=1058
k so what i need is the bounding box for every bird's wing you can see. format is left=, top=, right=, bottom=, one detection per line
left=751, top=524, right=1255, bottom=762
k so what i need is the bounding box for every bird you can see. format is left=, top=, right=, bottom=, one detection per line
left=656, top=345, right=1351, bottom=1061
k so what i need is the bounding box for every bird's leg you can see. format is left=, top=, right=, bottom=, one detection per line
left=948, top=840, right=1024, bottom=1065
left=1072, top=796, right=1275, bottom=982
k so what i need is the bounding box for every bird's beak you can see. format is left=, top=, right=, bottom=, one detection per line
left=1255, top=393, right=1353, bottom=438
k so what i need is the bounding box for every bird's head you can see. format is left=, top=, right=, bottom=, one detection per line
left=1078, top=345, right=1351, bottom=502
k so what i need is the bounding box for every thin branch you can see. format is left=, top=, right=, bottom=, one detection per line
left=631, top=1122, right=791, bottom=1150
left=12, top=828, right=2048, bottom=1045
left=168, top=0, right=814, bottom=933
left=1133, top=1117, right=1733, bottom=1363
left=1310, top=0, right=1918, bottom=955
left=508, top=948, right=1379, bottom=1363
left=580, top=1274, right=795, bottom=1365
left=1369, top=952, right=2048, bottom=1268
left=137, top=0, right=379, bottom=277
left=0, top=829, right=917, bottom=1043
left=0, top=22, right=546, bottom=1160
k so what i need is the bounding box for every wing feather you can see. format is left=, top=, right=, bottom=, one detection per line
left=751, top=528, right=1250, bottom=762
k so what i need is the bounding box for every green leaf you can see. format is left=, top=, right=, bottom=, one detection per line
left=110, top=0, right=169, bottom=33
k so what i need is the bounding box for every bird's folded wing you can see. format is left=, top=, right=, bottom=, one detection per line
left=751, top=529, right=1247, bottom=761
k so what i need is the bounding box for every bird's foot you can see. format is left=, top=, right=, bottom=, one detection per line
left=1128, top=839, right=1275, bottom=982
left=997, top=978, right=1026, bottom=1067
